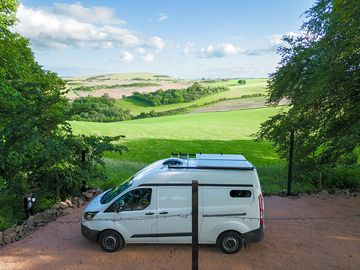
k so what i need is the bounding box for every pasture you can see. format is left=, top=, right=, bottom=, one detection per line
left=71, top=106, right=314, bottom=193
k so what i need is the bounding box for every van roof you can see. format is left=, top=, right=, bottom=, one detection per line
left=165, top=153, right=254, bottom=170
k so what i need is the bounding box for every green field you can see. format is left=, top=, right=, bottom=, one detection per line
left=71, top=106, right=315, bottom=193
left=116, top=78, right=267, bottom=115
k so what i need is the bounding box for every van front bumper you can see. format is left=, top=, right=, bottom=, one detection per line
left=244, top=225, right=264, bottom=243
left=81, top=223, right=100, bottom=242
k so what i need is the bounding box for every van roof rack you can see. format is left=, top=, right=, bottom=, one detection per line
left=167, top=153, right=254, bottom=170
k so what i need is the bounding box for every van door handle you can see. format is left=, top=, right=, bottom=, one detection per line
left=145, top=212, right=154, bottom=215
left=159, top=211, right=168, bottom=215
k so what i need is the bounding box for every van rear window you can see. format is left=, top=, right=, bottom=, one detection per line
left=230, top=190, right=252, bottom=198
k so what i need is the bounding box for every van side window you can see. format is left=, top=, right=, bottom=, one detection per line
left=230, top=190, right=252, bottom=198
left=116, top=188, right=152, bottom=211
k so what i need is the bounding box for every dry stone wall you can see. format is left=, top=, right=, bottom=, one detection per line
left=0, top=189, right=102, bottom=247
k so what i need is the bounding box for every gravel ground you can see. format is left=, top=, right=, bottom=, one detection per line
left=1, top=194, right=359, bottom=270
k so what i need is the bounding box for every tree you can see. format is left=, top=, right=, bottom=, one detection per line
left=0, top=0, right=127, bottom=227
left=258, top=0, right=360, bottom=169
left=237, top=79, right=246, bottom=85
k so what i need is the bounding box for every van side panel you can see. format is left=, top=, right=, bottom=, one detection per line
left=156, top=186, right=202, bottom=243
left=200, top=186, right=260, bottom=244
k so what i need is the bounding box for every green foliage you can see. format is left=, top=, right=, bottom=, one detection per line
left=258, top=0, right=360, bottom=169
left=237, top=79, right=246, bottom=85
left=0, top=1, right=128, bottom=229
left=72, top=85, right=94, bottom=91
left=70, top=95, right=132, bottom=122
left=90, top=158, right=145, bottom=190
left=0, top=0, right=18, bottom=32
left=132, top=82, right=229, bottom=106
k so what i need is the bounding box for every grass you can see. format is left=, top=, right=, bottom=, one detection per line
left=70, top=107, right=283, bottom=140
left=70, top=106, right=306, bottom=193
left=116, top=78, right=268, bottom=115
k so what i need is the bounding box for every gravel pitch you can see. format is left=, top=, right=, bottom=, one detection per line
left=1, top=194, right=359, bottom=270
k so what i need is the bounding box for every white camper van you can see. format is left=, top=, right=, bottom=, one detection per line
left=81, top=154, right=264, bottom=254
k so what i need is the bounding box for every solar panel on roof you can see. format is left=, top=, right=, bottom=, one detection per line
left=196, top=154, right=246, bottom=161
left=197, top=159, right=253, bottom=169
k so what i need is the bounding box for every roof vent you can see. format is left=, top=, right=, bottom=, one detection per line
left=163, top=158, right=183, bottom=166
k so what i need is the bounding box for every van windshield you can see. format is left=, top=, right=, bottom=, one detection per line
left=100, top=177, right=134, bottom=204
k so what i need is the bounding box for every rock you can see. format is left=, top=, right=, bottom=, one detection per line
left=32, top=213, right=45, bottom=226
left=3, top=227, right=16, bottom=237
left=279, top=190, right=287, bottom=197
left=23, top=225, right=32, bottom=235
left=62, top=207, right=74, bottom=215
left=334, top=188, right=342, bottom=195
left=344, top=189, right=350, bottom=197
left=84, top=191, right=93, bottom=199
left=0, top=232, right=3, bottom=245
left=8, top=232, right=16, bottom=243
left=27, top=215, right=36, bottom=228
left=65, top=199, right=74, bottom=208
left=350, top=192, right=357, bottom=197
left=78, top=198, right=86, bottom=206
left=59, top=201, right=69, bottom=209
left=320, top=189, right=329, bottom=194
left=17, top=230, right=24, bottom=239
left=4, top=235, right=11, bottom=245
left=16, top=225, right=24, bottom=232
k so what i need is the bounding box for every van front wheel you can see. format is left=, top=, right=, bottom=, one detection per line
left=99, top=230, right=124, bottom=252
left=218, top=231, right=243, bottom=254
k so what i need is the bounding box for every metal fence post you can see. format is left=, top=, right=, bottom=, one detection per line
left=192, top=180, right=199, bottom=270
left=287, top=130, right=294, bottom=196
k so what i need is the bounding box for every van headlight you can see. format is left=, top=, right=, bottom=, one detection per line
left=84, top=211, right=98, bottom=221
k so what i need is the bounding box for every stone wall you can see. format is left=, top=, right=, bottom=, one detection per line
left=0, top=189, right=102, bottom=247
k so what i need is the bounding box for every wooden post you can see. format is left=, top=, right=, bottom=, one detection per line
left=287, top=130, right=294, bottom=196
left=192, top=180, right=199, bottom=270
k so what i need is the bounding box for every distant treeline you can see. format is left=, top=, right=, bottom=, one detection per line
left=72, top=82, right=160, bottom=92
left=132, top=82, right=229, bottom=106
left=70, top=95, right=132, bottom=122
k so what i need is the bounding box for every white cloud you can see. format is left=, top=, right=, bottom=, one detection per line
left=199, top=43, right=242, bottom=58
left=14, top=4, right=139, bottom=49
left=137, top=47, right=146, bottom=55
left=268, top=31, right=298, bottom=46
left=183, top=42, right=194, bottom=54
left=53, top=2, right=126, bottom=25
left=158, top=13, right=168, bottom=21
left=141, top=53, right=154, bottom=62
left=149, top=36, right=166, bottom=51
left=119, top=51, right=134, bottom=63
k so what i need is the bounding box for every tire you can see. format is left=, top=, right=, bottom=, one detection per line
left=99, top=230, right=124, bottom=252
left=218, top=231, right=243, bottom=254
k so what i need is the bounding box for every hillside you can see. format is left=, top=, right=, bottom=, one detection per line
left=64, top=72, right=191, bottom=100
left=65, top=73, right=270, bottom=116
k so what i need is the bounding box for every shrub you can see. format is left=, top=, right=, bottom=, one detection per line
left=132, top=82, right=229, bottom=106
left=69, top=95, right=132, bottom=122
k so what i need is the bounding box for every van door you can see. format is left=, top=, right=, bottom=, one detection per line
left=113, top=188, right=156, bottom=243
left=156, top=186, right=194, bottom=243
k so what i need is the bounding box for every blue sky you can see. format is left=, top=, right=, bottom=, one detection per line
left=16, top=0, right=315, bottom=78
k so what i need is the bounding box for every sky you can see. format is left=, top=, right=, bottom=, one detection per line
left=15, top=0, right=315, bottom=78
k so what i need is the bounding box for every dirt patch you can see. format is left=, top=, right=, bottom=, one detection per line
left=1, top=194, right=359, bottom=270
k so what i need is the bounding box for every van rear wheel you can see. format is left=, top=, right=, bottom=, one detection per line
left=218, top=231, right=243, bottom=254
left=99, top=230, right=124, bottom=252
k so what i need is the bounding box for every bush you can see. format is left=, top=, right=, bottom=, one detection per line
left=238, top=79, right=246, bottom=85
left=132, top=82, right=229, bottom=106
left=70, top=95, right=132, bottom=122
